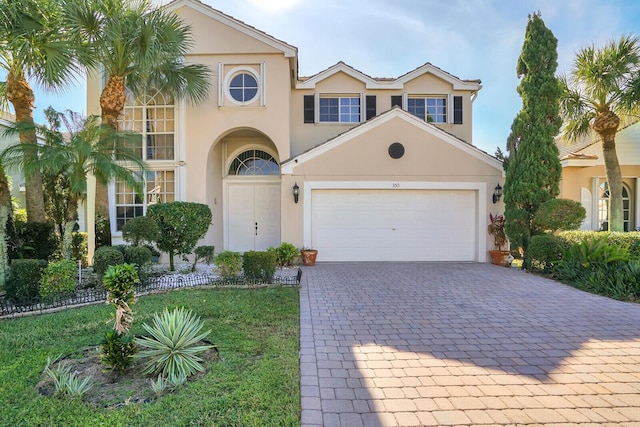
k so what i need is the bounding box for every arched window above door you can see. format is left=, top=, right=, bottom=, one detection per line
left=228, top=149, right=279, bottom=176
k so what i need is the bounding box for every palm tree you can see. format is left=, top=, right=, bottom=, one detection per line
left=0, top=0, right=83, bottom=223
left=66, top=0, right=211, bottom=235
left=0, top=164, right=10, bottom=287
left=1, top=108, right=147, bottom=259
left=560, top=35, right=640, bottom=232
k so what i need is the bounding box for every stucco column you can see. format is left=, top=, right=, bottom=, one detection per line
left=87, top=173, right=96, bottom=265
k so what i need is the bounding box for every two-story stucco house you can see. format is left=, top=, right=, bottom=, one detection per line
left=86, top=0, right=504, bottom=262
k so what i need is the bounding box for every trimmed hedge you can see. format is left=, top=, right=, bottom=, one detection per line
left=528, top=234, right=565, bottom=272
left=5, top=259, right=48, bottom=302
left=93, top=246, right=125, bottom=284
left=243, top=251, right=277, bottom=282
left=558, top=231, right=640, bottom=258
left=39, top=259, right=77, bottom=302
left=527, top=231, right=640, bottom=272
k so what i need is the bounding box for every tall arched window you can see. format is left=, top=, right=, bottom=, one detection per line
left=598, top=182, right=630, bottom=231
left=228, top=149, right=279, bottom=176
left=120, top=89, right=175, bottom=160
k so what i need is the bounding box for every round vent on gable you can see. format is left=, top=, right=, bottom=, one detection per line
left=388, top=142, right=405, bottom=159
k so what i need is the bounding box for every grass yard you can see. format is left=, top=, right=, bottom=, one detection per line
left=0, top=287, right=300, bottom=427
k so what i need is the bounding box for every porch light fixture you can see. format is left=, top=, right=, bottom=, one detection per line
left=492, top=183, right=503, bottom=204
left=292, top=182, right=300, bottom=203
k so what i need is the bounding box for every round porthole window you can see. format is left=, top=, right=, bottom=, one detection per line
left=388, top=142, right=405, bottom=159
left=229, top=72, right=258, bottom=103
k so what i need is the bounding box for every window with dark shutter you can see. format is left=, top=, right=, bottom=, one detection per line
left=453, top=96, right=463, bottom=124
left=366, top=95, right=376, bottom=120
left=391, top=95, right=402, bottom=108
left=304, top=95, right=315, bottom=123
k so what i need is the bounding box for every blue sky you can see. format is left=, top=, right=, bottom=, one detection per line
left=32, top=0, right=640, bottom=155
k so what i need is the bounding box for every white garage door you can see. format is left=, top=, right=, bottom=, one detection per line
left=311, top=189, right=477, bottom=261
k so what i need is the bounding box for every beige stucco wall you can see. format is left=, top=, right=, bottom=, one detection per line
left=290, top=71, right=475, bottom=157
left=282, top=115, right=503, bottom=252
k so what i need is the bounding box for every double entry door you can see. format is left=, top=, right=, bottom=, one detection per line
left=226, top=182, right=280, bottom=252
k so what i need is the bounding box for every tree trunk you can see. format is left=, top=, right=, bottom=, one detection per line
left=5, top=69, right=46, bottom=222
left=97, top=74, right=127, bottom=245
left=593, top=111, right=623, bottom=232
left=62, top=197, right=79, bottom=260
left=0, top=166, right=11, bottom=288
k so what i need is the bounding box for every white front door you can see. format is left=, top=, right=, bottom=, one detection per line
left=227, top=182, right=280, bottom=252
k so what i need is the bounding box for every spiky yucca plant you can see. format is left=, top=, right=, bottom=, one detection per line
left=43, top=356, right=94, bottom=398
left=134, top=307, right=213, bottom=379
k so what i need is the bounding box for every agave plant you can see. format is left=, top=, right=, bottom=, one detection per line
left=134, top=307, right=213, bottom=379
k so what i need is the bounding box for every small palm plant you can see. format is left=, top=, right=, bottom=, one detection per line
left=134, top=307, right=213, bottom=381
left=101, top=263, right=140, bottom=372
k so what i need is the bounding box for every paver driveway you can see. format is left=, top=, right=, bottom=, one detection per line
left=299, top=263, right=640, bottom=426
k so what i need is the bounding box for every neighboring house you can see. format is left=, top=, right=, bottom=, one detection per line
left=0, top=110, right=26, bottom=209
left=558, top=121, right=640, bottom=232
left=86, top=0, right=504, bottom=262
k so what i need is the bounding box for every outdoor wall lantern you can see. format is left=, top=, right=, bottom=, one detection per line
left=492, top=183, right=503, bottom=204
left=292, top=182, right=300, bottom=203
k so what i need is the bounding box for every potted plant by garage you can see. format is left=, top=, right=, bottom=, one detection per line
left=300, top=247, right=318, bottom=266
left=488, top=213, right=510, bottom=266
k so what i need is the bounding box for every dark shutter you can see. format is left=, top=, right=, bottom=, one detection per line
left=453, top=96, right=463, bottom=124
left=304, top=95, right=314, bottom=123
left=365, top=95, right=376, bottom=120
left=391, top=95, right=402, bottom=108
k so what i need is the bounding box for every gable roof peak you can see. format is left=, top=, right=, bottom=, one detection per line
left=297, top=60, right=481, bottom=91
left=165, top=0, right=298, bottom=58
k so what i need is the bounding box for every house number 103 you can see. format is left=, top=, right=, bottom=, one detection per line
left=392, top=183, right=400, bottom=188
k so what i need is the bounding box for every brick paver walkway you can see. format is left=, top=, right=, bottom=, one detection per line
left=299, top=263, right=640, bottom=426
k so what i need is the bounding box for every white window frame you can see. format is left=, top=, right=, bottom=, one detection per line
left=406, top=95, right=448, bottom=123
left=317, top=95, right=362, bottom=123
left=222, top=65, right=264, bottom=106
left=111, top=167, right=178, bottom=233
left=120, top=89, right=176, bottom=161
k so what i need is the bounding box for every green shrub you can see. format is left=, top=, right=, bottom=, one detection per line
left=214, top=250, right=242, bottom=280
left=553, top=237, right=639, bottom=301
left=268, top=242, right=299, bottom=267
left=15, top=221, right=58, bottom=260
left=243, top=251, right=277, bottom=282
left=93, top=246, right=124, bottom=284
left=150, top=372, right=187, bottom=395
left=71, top=232, right=88, bottom=267
left=103, top=263, right=139, bottom=335
left=559, top=236, right=629, bottom=268
left=100, top=330, right=138, bottom=373
left=124, top=246, right=152, bottom=268
left=121, top=215, right=160, bottom=246
left=533, top=198, right=586, bottom=232
left=5, top=259, right=47, bottom=302
left=147, top=202, right=212, bottom=271
left=134, top=307, right=212, bottom=380
left=191, top=245, right=215, bottom=272
left=43, top=356, right=94, bottom=398
left=39, top=259, right=77, bottom=302
left=558, top=231, right=640, bottom=258
left=528, top=235, right=565, bottom=272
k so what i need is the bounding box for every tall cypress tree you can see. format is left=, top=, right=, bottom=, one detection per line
left=503, top=12, right=562, bottom=255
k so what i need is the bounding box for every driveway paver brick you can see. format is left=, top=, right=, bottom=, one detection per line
left=300, top=262, right=640, bottom=426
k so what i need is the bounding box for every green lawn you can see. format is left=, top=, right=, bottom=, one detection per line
left=0, top=287, right=300, bottom=427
